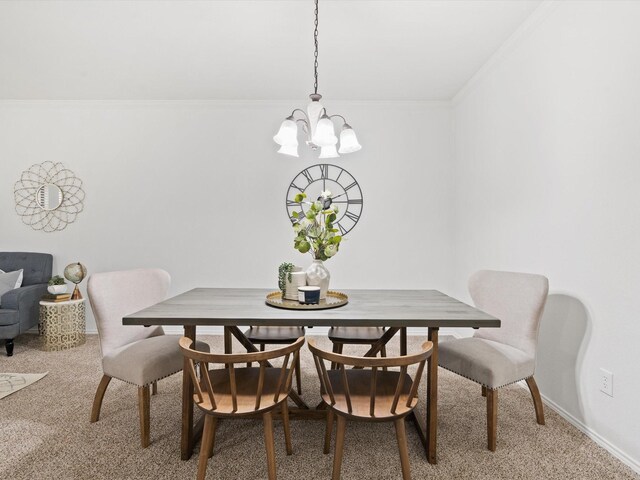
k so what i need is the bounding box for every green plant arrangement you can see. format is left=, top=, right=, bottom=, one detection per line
left=291, top=191, right=342, bottom=261
left=278, top=262, right=295, bottom=294
left=48, top=275, right=66, bottom=286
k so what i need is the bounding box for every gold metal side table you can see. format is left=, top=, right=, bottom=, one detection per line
left=39, top=299, right=86, bottom=351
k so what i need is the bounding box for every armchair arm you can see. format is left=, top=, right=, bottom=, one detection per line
left=1, top=283, right=49, bottom=333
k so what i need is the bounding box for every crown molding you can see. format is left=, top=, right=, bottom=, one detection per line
left=0, top=99, right=451, bottom=109
left=451, top=0, right=559, bottom=107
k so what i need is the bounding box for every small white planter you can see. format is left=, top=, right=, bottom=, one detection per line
left=47, top=284, right=68, bottom=294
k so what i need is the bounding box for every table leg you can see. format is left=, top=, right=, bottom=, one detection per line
left=352, top=328, right=400, bottom=370
left=400, top=327, right=407, bottom=356
left=181, top=325, right=196, bottom=460
left=224, top=326, right=232, bottom=354
left=426, top=327, right=439, bottom=464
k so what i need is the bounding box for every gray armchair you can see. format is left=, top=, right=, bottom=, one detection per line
left=0, top=252, right=53, bottom=356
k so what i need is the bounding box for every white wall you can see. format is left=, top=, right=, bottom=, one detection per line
left=0, top=100, right=454, bottom=333
left=452, top=1, right=640, bottom=470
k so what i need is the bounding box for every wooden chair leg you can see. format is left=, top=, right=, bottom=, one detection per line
left=138, top=385, right=151, bottom=448
left=332, top=415, right=347, bottom=480
left=486, top=388, right=497, bottom=452
left=295, top=355, right=302, bottom=395
left=263, top=411, right=277, bottom=480
left=208, top=417, right=217, bottom=458
left=281, top=401, right=293, bottom=455
left=152, top=381, right=158, bottom=395
left=324, top=409, right=334, bottom=454
left=90, top=375, right=111, bottom=422
left=394, top=418, right=412, bottom=480
left=482, top=386, right=487, bottom=397
left=525, top=376, right=545, bottom=425
left=198, top=415, right=215, bottom=480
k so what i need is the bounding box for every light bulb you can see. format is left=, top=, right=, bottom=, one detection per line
left=312, top=114, right=337, bottom=147
left=273, top=117, right=298, bottom=146
left=277, top=145, right=299, bottom=157
left=338, top=125, right=362, bottom=154
left=319, top=145, right=340, bottom=158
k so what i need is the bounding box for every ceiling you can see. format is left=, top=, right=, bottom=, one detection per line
left=0, top=0, right=541, bottom=101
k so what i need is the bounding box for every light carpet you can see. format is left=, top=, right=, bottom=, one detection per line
left=0, top=334, right=637, bottom=480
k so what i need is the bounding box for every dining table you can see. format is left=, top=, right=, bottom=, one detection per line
left=123, top=287, right=500, bottom=464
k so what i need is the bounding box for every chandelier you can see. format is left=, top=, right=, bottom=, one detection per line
left=273, top=0, right=361, bottom=158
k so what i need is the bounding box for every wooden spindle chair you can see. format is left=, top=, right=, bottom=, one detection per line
left=308, top=339, right=433, bottom=480
left=179, top=336, right=305, bottom=480
left=327, top=327, right=389, bottom=370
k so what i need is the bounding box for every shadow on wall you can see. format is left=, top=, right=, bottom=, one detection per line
left=536, top=293, right=591, bottom=424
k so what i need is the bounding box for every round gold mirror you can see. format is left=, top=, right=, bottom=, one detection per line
left=36, top=184, right=63, bottom=211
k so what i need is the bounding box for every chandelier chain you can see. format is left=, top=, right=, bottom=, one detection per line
left=313, top=0, right=319, bottom=94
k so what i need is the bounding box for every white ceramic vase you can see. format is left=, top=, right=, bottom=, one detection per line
left=47, top=284, right=68, bottom=294
left=306, top=260, right=330, bottom=299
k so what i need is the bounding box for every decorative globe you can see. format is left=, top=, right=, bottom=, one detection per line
left=64, top=262, right=87, bottom=285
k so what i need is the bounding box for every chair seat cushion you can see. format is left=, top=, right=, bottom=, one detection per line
left=322, top=369, right=417, bottom=421
left=438, top=337, right=535, bottom=389
left=328, top=327, right=386, bottom=344
left=195, top=367, right=291, bottom=416
left=103, top=335, right=210, bottom=386
left=244, top=326, right=305, bottom=343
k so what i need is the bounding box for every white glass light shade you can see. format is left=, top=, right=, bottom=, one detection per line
left=338, top=126, right=362, bottom=154
left=307, top=100, right=325, bottom=137
left=273, top=118, right=298, bottom=146
left=278, top=145, right=299, bottom=157
left=319, top=145, right=340, bottom=158
left=312, top=115, right=337, bottom=147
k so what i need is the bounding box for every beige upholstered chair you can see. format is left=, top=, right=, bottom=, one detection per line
left=439, top=270, right=549, bottom=451
left=88, top=268, right=209, bottom=447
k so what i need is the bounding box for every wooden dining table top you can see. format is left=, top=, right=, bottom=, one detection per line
left=123, top=287, right=500, bottom=329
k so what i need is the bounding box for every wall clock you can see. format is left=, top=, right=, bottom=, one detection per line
left=286, top=164, right=363, bottom=235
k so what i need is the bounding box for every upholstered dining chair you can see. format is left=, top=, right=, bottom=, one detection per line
left=180, top=336, right=305, bottom=480
left=88, top=268, right=209, bottom=448
left=309, top=339, right=433, bottom=480
left=243, top=326, right=304, bottom=394
left=438, top=270, right=549, bottom=451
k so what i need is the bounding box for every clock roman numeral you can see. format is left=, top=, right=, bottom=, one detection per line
left=337, top=223, right=347, bottom=235
left=344, top=181, right=358, bottom=191
left=345, top=211, right=359, bottom=222
left=347, top=199, right=362, bottom=205
left=319, top=164, right=329, bottom=179
left=301, top=169, right=314, bottom=184
left=290, top=182, right=304, bottom=192
left=287, top=200, right=298, bottom=206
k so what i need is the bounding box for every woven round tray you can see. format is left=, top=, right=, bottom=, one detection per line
left=265, top=290, right=348, bottom=310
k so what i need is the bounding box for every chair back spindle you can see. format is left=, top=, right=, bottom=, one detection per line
left=179, top=336, right=304, bottom=416
left=308, top=339, right=432, bottom=420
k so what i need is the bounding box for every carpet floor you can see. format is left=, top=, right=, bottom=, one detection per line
left=0, top=334, right=637, bottom=480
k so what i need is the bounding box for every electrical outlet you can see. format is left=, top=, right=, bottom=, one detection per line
left=600, top=368, right=613, bottom=397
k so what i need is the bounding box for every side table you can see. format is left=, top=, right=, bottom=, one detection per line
left=39, top=299, right=86, bottom=351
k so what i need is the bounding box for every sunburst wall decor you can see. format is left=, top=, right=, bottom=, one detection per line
left=14, top=161, right=85, bottom=232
